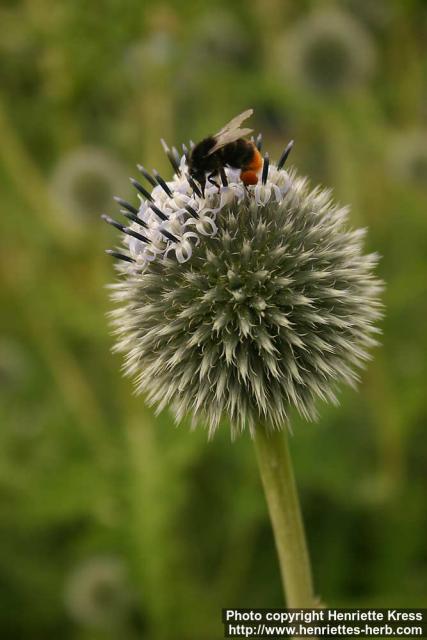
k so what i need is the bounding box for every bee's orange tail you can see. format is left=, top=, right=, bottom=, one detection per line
left=241, top=146, right=262, bottom=185
left=240, top=170, right=258, bottom=185
left=247, top=146, right=263, bottom=172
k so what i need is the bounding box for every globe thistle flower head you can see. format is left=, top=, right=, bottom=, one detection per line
left=277, top=9, right=377, bottom=95
left=124, top=33, right=176, bottom=77
left=344, top=0, right=394, bottom=30
left=389, top=131, right=427, bottom=189
left=51, top=146, right=128, bottom=223
left=0, top=338, right=32, bottom=391
left=105, top=128, right=382, bottom=438
left=189, top=10, right=250, bottom=68
left=123, top=6, right=180, bottom=83
left=63, top=556, right=133, bottom=630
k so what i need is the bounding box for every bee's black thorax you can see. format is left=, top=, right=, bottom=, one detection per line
left=188, top=137, right=255, bottom=183
left=188, top=137, right=218, bottom=177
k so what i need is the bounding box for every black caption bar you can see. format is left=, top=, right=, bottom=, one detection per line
left=222, top=608, right=427, bottom=638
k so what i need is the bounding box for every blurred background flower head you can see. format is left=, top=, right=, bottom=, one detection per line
left=50, top=146, right=129, bottom=222
left=188, top=10, right=250, bottom=68
left=63, top=556, right=133, bottom=630
left=123, top=4, right=180, bottom=83
left=276, top=8, right=377, bottom=95
left=125, top=33, right=176, bottom=77
left=0, top=338, right=33, bottom=391
left=389, top=131, right=427, bottom=189
left=343, top=0, right=395, bottom=30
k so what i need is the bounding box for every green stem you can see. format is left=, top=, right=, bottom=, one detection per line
left=254, top=427, right=316, bottom=607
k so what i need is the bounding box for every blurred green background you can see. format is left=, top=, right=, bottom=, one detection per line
left=1, top=0, right=426, bottom=638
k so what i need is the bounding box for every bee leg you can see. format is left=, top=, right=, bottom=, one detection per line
left=243, top=183, right=252, bottom=198
left=207, top=171, right=221, bottom=192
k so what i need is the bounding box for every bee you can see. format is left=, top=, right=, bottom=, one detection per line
left=187, top=109, right=262, bottom=193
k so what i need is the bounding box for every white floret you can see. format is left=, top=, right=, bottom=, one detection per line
left=124, top=162, right=292, bottom=265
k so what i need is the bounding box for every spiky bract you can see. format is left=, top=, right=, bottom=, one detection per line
left=110, top=169, right=382, bottom=437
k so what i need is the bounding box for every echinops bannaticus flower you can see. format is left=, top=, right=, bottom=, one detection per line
left=51, top=146, right=128, bottom=222
left=277, top=9, right=376, bottom=95
left=389, top=131, right=427, bottom=189
left=104, top=128, right=382, bottom=438
left=189, top=10, right=250, bottom=68
left=63, top=557, right=133, bottom=630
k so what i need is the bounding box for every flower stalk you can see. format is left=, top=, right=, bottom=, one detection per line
left=254, top=427, right=316, bottom=607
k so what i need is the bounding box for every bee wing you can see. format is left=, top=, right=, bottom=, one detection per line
left=215, top=109, right=254, bottom=137
left=207, top=109, right=254, bottom=156
left=207, top=127, right=253, bottom=155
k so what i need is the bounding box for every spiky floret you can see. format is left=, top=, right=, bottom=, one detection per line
left=109, top=161, right=382, bottom=438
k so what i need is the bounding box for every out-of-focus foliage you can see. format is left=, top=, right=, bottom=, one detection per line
left=0, top=0, right=426, bottom=638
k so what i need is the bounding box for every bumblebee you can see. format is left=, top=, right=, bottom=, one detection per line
left=187, top=109, right=262, bottom=192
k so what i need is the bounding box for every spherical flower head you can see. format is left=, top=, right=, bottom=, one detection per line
left=51, top=146, right=128, bottom=222
left=63, top=556, right=133, bottom=630
left=389, top=131, right=427, bottom=189
left=107, top=142, right=382, bottom=438
left=277, top=8, right=377, bottom=95
left=190, top=10, right=250, bottom=67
